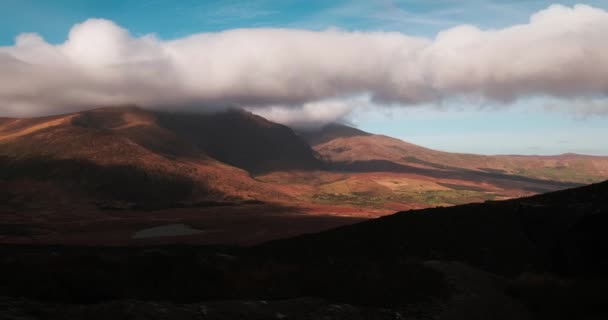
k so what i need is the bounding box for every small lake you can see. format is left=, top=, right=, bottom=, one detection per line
left=132, top=223, right=203, bottom=239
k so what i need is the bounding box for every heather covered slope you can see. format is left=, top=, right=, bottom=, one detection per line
left=0, top=107, right=305, bottom=207
left=257, top=124, right=605, bottom=212
left=1, top=107, right=606, bottom=215
left=303, top=123, right=608, bottom=185
left=0, top=107, right=361, bottom=245
left=0, top=106, right=320, bottom=174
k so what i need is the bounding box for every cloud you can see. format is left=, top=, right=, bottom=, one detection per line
left=1, top=4, right=608, bottom=124
left=249, top=96, right=369, bottom=128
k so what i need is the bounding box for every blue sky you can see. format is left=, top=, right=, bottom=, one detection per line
left=1, top=0, right=607, bottom=155
left=4, top=0, right=608, bottom=44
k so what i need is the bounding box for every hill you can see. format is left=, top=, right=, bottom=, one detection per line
left=261, top=179, right=608, bottom=276
left=1, top=180, right=606, bottom=320
left=155, top=109, right=321, bottom=173
left=253, top=123, right=607, bottom=212
left=303, top=123, right=608, bottom=185
left=0, top=107, right=322, bottom=209
left=2, top=106, right=608, bottom=242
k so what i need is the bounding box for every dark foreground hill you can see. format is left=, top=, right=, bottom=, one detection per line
left=1, top=181, right=607, bottom=320
left=260, top=179, right=608, bottom=277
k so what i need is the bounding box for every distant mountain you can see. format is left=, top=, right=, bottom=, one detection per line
left=302, top=123, right=608, bottom=185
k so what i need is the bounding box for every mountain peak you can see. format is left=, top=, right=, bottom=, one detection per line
left=154, top=109, right=322, bottom=173
left=72, top=105, right=155, bottom=130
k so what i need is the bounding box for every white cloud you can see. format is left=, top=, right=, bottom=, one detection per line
left=1, top=4, right=608, bottom=123
left=249, top=96, right=370, bottom=128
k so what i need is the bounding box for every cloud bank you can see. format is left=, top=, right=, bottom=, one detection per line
left=250, top=97, right=369, bottom=128
left=1, top=4, right=607, bottom=124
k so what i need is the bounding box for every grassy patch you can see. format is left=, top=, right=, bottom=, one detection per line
left=394, top=190, right=497, bottom=206
left=514, top=167, right=599, bottom=184
left=312, top=189, right=498, bottom=208
left=312, top=192, right=387, bottom=207
left=436, top=182, right=488, bottom=192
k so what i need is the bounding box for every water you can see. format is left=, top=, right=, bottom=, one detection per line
left=132, top=223, right=203, bottom=239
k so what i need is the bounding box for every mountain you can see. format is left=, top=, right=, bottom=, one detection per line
left=154, top=109, right=321, bottom=173
left=0, top=107, right=319, bottom=208
left=303, top=123, right=608, bottom=185
left=2, top=107, right=608, bottom=218
left=265, top=123, right=608, bottom=210
left=244, top=123, right=608, bottom=214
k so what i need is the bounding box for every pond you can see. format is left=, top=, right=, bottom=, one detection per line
left=132, top=223, right=203, bottom=239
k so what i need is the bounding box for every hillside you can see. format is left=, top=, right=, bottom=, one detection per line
left=2, top=107, right=607, bottom=219
left=253, top=123, right=608, bottom=212
left=261, top=179, right=608, bottom=276
left=0, top=107, right=310, bottom=208
left=252, top=123, right=607, bottom=211
left=155, top=109, right=321, bottom=173
left=303, top=123, right=608, bottom=185
left=2, top=180, right=606, bottom=320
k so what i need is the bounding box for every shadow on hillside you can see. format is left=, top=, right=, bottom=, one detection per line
left=155, top=111, right=322, bottom=174
left=328, top=159, right=581, bottom=192
left=0, top=156, right=209, bottom=209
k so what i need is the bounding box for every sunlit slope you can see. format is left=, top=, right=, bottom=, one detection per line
left=304, top=123, right=608, bottom=184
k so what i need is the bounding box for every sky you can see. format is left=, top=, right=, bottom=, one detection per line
left=0, top=0, right=607, bottom=155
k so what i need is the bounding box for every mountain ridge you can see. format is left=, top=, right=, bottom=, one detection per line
left=305, top=122, right=608, bottom=184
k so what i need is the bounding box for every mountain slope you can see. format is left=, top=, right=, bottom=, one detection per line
left=0, top=107, right=309, bottom=207
left=254, top=124, right=608, bottom=212
left=303, top=123, right=608, bottom=184
left=155, top=109, right=321, bottom=173
left=2, top=107, right=607, bottom=214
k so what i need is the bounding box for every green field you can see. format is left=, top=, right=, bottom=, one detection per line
left=312, top=189, right=498, bottom=208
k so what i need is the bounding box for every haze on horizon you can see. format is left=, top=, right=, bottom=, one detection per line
left=0, top=0, right=607, bottom=156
